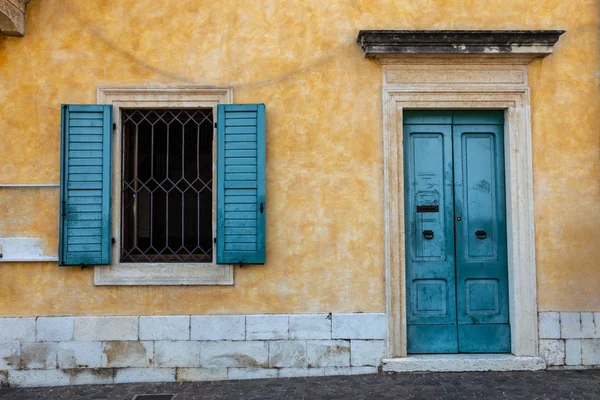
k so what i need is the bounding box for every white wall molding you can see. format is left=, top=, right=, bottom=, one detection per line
left=381, top=58, right=538, bottom=358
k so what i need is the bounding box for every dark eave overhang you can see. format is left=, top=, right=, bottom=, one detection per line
left=357, top=30, right=565, bottom=60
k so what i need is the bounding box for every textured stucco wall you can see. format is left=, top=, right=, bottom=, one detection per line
left=0, top=0, right=598, bottom=316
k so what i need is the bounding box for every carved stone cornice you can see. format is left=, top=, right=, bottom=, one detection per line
left=357, top=30, right=565, bottom=61
left=0, top=0, right=28, bottom=36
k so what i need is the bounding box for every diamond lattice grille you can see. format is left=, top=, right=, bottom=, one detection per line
left=121, top=109, right=214, bottom=263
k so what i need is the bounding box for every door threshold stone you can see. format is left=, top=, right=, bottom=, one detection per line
left=382, top=354, right=546, bottom=372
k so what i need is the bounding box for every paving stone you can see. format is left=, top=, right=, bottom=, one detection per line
left=101, top=341, right=152, bottom=368
left=581, top=339, right=600, bottom=365
left=20, top=342, right=57, bottom=369
left=176, top=368, right=228, bottom=381
left=37, top=317, right=74, bottom=342
left=268, top=341, right=306, bottom=368
left=332, top=313, right=386, bottom=339
left=350, top=340, right=385, bottom=366
left=228, top=368, right=278, bottom=380
left=539, top=339, right=565, bottom=366
left=307, top=340, right=350, bottom=367
left=190, top=315, right=245, bottom=341
left=0, top=342, right=20, bottom=370
left=0, top=318, right=35, bottom=342
left=154, top=341, right=201, bottom=367
left=538, top=312, right=560, bottom=339
left=201, top=341, right=268, bottom=368
left=73, top=317, right=138, bottom=341
left=565, top=339, right=582, bottom=366
left=246, top=315, right=288, bottom=340
left=114, top=368, right=176, bottom=384
left=289, top=314, right=331, bottom=340
left=139, top=316, right=190, bottom=341
left=57, top=342, right=102, bottom=369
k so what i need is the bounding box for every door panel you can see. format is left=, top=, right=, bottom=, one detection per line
left=404, top=123, right=457, bottom=353
left=405, top=111, right=510, bottom=354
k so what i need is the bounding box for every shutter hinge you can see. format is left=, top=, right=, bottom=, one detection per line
left=113, top=123, right=117, bottom=131
left=214, top=122, right=217, bottom=129
left=214, top=237, right=217, bottom=244
left=112, top=238, right=116, bottom=245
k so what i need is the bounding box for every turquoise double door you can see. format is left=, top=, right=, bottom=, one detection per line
left=404, top=110, right=510, bottom=354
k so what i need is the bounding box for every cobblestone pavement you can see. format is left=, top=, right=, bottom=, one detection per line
left=1, top=370, right=599, bottom=400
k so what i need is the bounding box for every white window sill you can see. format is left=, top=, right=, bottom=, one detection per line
left=94, top=263, right=233, bottom=285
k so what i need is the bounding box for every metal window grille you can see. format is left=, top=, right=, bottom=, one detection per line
left=121, top=109, right=214, bottom=263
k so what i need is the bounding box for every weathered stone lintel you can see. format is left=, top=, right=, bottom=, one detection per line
left=0, top=0, right=27, bottom=36
left=357, top=30, right=565, bottom=60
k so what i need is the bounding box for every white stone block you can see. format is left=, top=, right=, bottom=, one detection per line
left=561, top=312, right=583, bottom=339
left=595, top=313, right=600, bottom=338
left=154, top=341, right=201, bottom=367
left=57, top=342, right=102, bottom=368
left=538, top=312, right=560, bottom=339
left=351, top=340, right=385, bottom=367
left=69, top=369, right=114, bottom=385
left=565, top=340, right=582, bottom=366
left=8, top=370, right=70, bottom=387
left=176, top=368, right=228, bottom=381
left=324, top=366, right=378, bottom=376
left=74, top=317, right=138, bottom=341
left=0, top=341, right=20, bottom=369
left=307, top=340, right=350, bottom=367
left=101, top=341, right=152, bottom=368
left=539, top=339, right=565, bottom=366
left=201, top=341, right=268, bottom=368
left=20, top=342, right=57, bottom=369
left=277, top=368, right=326, bottom=378
left=581, top=339, right=600, bottom=365
left=37, top=317, right=74, bottom=342
left=289, top=314, right=331, bottom=340
left=246, top=315, right=288, bottom=340
left=139, top=316, right=190, bottom=341
left=228, top=368, right=278, bottom=380
left=190, top=315, right=245, bottom=341
left=0, top=318, right=35, bottom=342
left=114, top=368, right=176, bottom=384
left=268, top=341, right=306, bottom=368
left=581, top=313, right=595, bottom=338
left=332, top=313, right=386, bottom=339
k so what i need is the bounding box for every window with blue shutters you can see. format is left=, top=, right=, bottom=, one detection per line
left=59, top=98, right=266, bottom=274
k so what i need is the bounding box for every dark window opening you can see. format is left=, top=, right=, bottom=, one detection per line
left=121, top=109, right=213, bottom=263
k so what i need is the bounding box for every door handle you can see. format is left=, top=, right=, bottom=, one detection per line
left=475, top=230, right=487, bottom=240
left=422, top=230, right=434, bottom=240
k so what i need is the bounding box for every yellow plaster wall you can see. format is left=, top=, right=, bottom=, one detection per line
left=0, top=0, right=598, bottom=316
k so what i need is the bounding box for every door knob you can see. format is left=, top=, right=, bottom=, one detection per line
left=475, top=230, right=487, bottom=240
left=422, top=230, right=434, bottom=240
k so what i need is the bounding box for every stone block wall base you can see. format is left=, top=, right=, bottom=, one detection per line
left=382, top=355, right=546, bottom=373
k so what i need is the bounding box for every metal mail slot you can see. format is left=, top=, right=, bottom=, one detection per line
left=416, top=205, right=439, bottom=213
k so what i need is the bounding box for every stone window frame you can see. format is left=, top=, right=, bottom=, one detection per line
left=94, top=86, right=234, bottom=286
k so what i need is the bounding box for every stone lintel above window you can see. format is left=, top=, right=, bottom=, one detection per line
left=0, top=0, right=28, bottom=36
left=357, top=30, right=565, bottom=61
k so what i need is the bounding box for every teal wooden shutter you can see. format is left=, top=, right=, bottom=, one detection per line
left=216, top=104, right=266, bottom=264
left=59, top=104, right=113, bottom=266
